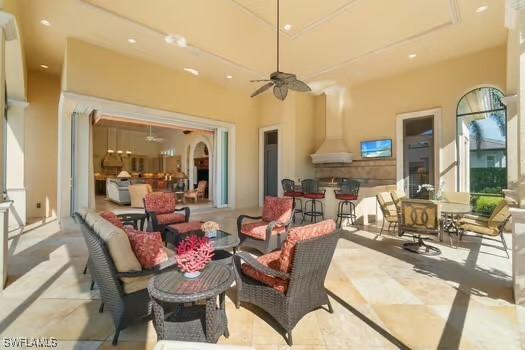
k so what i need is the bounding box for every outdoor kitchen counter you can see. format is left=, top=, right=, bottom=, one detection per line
left=316, top=182, right=396, bottom=225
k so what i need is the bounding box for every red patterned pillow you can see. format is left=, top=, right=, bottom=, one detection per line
left=279, top=219, right=336, bottom=273
left=125, top=229, right=168, bottom=269
left=100, top=211, right=124, bottom=229
left=262, top=196, right=293, bottom=223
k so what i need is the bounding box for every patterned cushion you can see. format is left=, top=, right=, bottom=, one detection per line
left=304, top=193, right=325, bottom=199
left=335, top=194, right=358, bottom=201
left=125, top=229, right=168, bottom=269
left=156, top=212, right=186, bottom=225
left=460, top=223, right=498, bottom=236
left=144, top=192, right=177, bottom=214
left=241, top=221, right=286, bottom=240
left=377, top=192, right=398, bottom=217
left=488, top=201, right=510, bottom=229
left=241, top=251, right=288, bottom=293
left=100, top=211, right=125, bottom=229
left=279, top=219, right=336, bottom=273
left=261, top=196, right=293, bottom=223
left=168, top=221, right=203, bottom=234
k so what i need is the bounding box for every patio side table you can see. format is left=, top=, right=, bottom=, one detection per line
left=117, top=212, right=147, bottom=230
left=148, top=263, right=234, bottom=343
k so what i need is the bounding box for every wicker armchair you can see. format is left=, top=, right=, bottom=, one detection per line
left=144, top=192, right=190, bottom=241
left=399, top=199, right=442, bottom=255
left=459, top=201, right=511, bottom=258
left=376, top=192, right=398, bottom=235
left=238, top=196, right=293, bottom=253
left=75, top=212, right=177, bottom=345
left=234, top=220, right=339, bottom=346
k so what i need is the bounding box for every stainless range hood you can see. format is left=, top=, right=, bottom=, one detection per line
left=310, top=86, right=353, bottom=164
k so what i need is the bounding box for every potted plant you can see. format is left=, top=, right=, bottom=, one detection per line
left=201, top=221, right=220, bottom=238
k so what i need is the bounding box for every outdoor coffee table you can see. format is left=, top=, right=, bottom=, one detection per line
left=165, top=227, right=240, bottom=264
left=117, top=212, right=147, bottom=230
left=148, top=263, right=234, bottom=343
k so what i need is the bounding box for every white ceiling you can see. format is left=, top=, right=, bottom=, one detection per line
left=18, top=0, right=507, bottom=91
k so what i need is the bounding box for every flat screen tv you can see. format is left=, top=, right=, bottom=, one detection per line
left=361, top=139, right=392, bottom=159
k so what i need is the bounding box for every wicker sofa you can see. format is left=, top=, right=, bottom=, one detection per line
left=76, top=209, right=177, bottom=345
left=235, top=219, right=340, bottom=345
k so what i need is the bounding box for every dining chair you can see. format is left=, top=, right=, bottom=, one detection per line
left=399, top=199, right=442, bottom=255
left=459, top=201, right=511, bottom=258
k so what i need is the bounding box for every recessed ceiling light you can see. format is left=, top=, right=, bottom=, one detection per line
left=408, top=54, right=417, bottom=59
left=127, top=38, right=136, bottom=44
left=184, top=68, right=199, bottom=76
left=40, top=19, right=51, bottom=26
left=165, top=34, right=187, bottom=48
left=40, top=64, right=48, bottom=69
left=283, top=24, right=292, bottom=31
left=226, top=75, right=233, bottom=79
left=476, top=5, right=488, bottom=13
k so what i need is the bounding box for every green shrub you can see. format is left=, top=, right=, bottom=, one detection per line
left=470, top=168, right=506, bottom=194
left=474, top=196, right=504, bottom=216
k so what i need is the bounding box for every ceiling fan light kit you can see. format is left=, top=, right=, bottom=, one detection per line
left=250, top=0, right=311, bottom=101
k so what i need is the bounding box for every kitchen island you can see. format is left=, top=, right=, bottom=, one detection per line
left=315, top=178, right=396, bottom=225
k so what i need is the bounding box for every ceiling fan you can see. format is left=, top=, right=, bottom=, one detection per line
left=145, top=125, right=164, bottom=143
left=250, top=0, right=311, bottom=101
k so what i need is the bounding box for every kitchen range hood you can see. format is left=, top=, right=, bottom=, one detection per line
left=310, top=86, right=353, bottom=164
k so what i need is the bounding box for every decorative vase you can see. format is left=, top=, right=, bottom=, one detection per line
left=206, top=230, right=217, bottom=238
left=183, top=271, right=201, bottom=279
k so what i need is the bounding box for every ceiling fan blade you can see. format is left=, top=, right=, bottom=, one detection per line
left=250, top=79, right=272, bottom=82
left=273, top=85, right=288, bottom=100
left=251, top=82, right=274, bottom=98
left=286, top=79, right=311, bottom=92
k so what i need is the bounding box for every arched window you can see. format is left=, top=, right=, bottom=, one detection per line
left=456, top=87, right=506, bottom=195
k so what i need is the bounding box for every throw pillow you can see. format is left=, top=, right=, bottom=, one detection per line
left=125, top=229, right=168, bottom=269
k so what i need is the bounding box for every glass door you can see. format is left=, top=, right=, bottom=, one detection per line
left=403, top=116, right=434, bottom=199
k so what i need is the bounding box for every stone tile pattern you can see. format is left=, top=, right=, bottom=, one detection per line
left=0, top=208, right=522, bottom=349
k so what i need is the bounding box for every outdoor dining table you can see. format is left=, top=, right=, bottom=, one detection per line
left=436, top=201, right=471, bottom=246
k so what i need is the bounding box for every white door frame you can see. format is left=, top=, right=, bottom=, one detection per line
left=57, top=92, right=237, bottom=222
left=396, top=108, right=442, bottom=194
left=258, top=124, right=282, bottom=207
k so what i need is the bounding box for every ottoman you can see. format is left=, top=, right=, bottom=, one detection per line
left=165, top=221, right=203, bottom=246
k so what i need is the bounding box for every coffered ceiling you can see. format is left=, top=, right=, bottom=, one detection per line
left=18, top=0, right=506, bottom=91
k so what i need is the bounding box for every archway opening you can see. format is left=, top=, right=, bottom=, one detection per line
left=190, top=141, right=210, bottom=202
left=456, top=87, right=507, bottom=213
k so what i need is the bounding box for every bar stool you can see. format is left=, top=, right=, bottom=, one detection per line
left=335, top=180, right=360, bottom=227
left=281, top=178, right=304, bottom=223
left=301, top=179, right=326, bottom=223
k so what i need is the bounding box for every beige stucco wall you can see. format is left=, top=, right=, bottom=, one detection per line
left=25, top=70, right=59, bottom=219
left=340, top=45, right=507, bottom=191
left=63, top=39, right=259, bottom=208
left=257, top=92, right=316, bottom=182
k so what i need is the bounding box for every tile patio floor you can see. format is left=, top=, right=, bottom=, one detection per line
left=1, top=208, right=523, bottom=349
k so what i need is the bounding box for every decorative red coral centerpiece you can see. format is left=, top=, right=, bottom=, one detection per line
left=176, top=235, right=214, bottom=278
